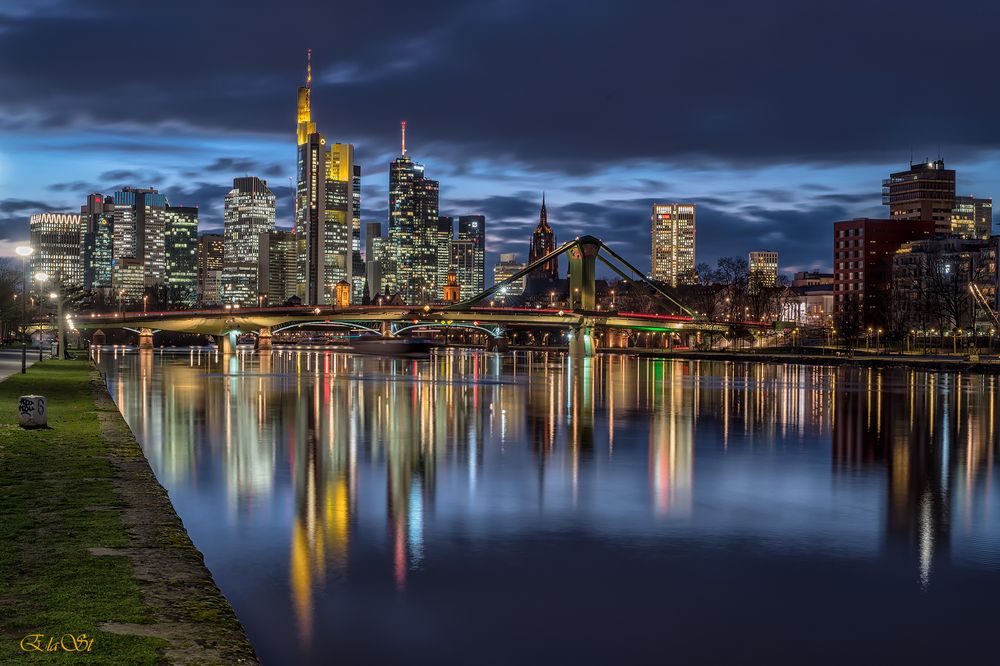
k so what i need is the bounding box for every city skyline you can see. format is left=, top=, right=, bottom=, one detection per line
left=3, top=2, right=1000, bottom=276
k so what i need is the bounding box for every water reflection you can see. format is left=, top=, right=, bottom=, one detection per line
left=95, top=349, right=1000, bottom=665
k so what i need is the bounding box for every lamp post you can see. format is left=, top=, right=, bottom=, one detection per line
left=34, top=272, right=49, bottom=361
left=15, top=246, right=33, bottom=373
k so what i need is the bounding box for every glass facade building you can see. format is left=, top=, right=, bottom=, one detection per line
left=29, top=212, right=83, bottom=288
left=222, top=176, right=276, bottom=305
left=651, top=203, right=696, bottom=287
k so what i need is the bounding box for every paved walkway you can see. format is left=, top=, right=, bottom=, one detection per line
left=0, top=348, right=41, bottom=382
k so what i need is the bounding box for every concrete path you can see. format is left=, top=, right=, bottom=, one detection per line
left=0, top=348, right=42, bottom=382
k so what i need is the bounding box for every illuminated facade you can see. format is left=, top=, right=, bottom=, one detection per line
left=80, top=194, right=114, bottom=292
left=385, top=124, right=440, bottom=304
left=258, top=230, right=298, bottom=305
left=651, top=203, right=696, bottom=287
left=197, top=234, right=224, bottom=305
left=164, top=207, right=199, bottom=306
left=883, top=160, right=956, bottom=234
left=29, top=212, right=83, bottom=288
left=222, top=176, right=276, bottom=305
left=951, top=196, right=993, bottom=240
left=293, top=52, right=358, bottom=305
left=364, top=221, right=383, bottom=299
left=450, top=239, right=475, bottom=301
left=435, top=216, right=454, bottom=300
left=493, top=252, right=526, bottom=294
left=528, top=194, right=557, bottom=280
left=749, top=251, right=779, bottom=289
left=457, top=215, right=485, bottom=295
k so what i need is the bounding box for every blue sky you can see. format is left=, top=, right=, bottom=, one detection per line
left=2, top=0, right=998, bottom=277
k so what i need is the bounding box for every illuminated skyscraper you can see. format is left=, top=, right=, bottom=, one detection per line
left=294, top=51, right=358, bottom=305
left=110, top=186, right=170, bottom=294
left=364, top=221, right=383, bottom=299
left=749, top=251, right=779, bottom=289
left=951, top=196, right=993, bottom=240
left=80, top=193, right=114, bottom=292
left=197, top=234, right=224, bottom=305
left=222, top=176, right=276, bottom=305
left=29, top=212, right=82, bottom=288
left=258, top=230, right=298, bottom=305
left=436, top=216, right=454, bottom=299
left=883, top=160, right=956, bottom=234
left=385, top=122, right=439, bottom=304
left=528, top=194, right=557, bottom=280
left=458, top=215, right=485, bottom=294
left=164, top=206, right=199, bottom=306
left=651, top=203, right=696, bottom=287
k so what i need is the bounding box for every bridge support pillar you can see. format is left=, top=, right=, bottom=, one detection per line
left=569, top=325, right=594, bottom=358
left=486, top=336, right=510, bottom=353
left=217, top=330, right=236, bottom=355
left=568, top=238, right=599, bottom=311
left=380, top=321, right=392, bottom=338
left=257, top=328, right=273, bottom=351
left=138, top=328, right=154, bottom=350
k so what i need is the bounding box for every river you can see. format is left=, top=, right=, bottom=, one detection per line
left=95, top=347, right=1000, bottom=665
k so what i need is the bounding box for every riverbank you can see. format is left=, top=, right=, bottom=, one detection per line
left=0, top=361, right=258, bottom=664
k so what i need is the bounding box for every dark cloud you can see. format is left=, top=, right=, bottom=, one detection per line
left=0, top=198, right=52, bottom=214
left=203, top=158, right=259, bottom=173
left=3, top=0, right=999, bottom=172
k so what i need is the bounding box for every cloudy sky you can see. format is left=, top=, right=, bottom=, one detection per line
left=2, top=0, right=998, bottom=277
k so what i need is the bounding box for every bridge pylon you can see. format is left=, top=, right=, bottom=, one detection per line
left=568, top=237, right=600, bottom=311
left=257, top=327, right=273, bottom=351
left=569, top=323, right=594, bottom=357
left=138, top=328, right=154, bottom=350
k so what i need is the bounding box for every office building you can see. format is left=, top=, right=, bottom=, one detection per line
left=197, top=234, right=224, bottom=305
left=258, top=230, right=298, bottom=306
left=29, top=212, right=82, bottom=288
left=436, top=216, right=454, bottom=300
left=833, top=218, right=935, bottom=327
left=450, top=239, right=476, bottom=302
left=364, top=221, right=383, bottom=299
left=293, top=52, right=358, bottom=305
left=651, top=203, right=696, bottom=287
left=528, top=194, right=557, bottom=281
left=749, top=251, right=779, bottom=289
left=494, top=253, right=526, bottom=295
left=80, top=194, right=114, bottom=292
left=109, top=186, right=179, bottom=298
left=458, top=215, right=485, bottom=295
left=222, top=176, right=276, bottom=305
left=951, top=196, right=993, bottom=240
left=883, top=160, right=956, bottom=234
left=385, top=122, right=440, bottom=304
left=164, top=206, right=199, bottom=306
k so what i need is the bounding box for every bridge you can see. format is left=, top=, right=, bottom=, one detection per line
left=77, top=235, right=769, bottom=357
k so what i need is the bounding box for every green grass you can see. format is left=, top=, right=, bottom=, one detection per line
left=0, top=361, right=167, bottom=664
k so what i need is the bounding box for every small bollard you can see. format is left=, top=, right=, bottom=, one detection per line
left=18, top=395, right=47, bottom=428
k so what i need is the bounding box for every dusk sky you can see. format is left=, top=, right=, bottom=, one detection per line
left=2, top=0, right=999, bottom=276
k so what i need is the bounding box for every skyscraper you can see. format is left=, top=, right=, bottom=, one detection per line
left=458, top=215, right=485, bottom=295
left=436, top=216, right=454, bottom=300
left=951, top=196, right=993, bottom=240
left=110, top=186, right=168, bottom=293
left=883, top=160, right=956, bottom=234
left=80, top=194, right=114, bottom=292
left=386, top=122, right=440, bottom=304
left=29, top=212, right=82, bottom=288
left=197, top=234, right=224, bottom=305
left=528, top=195, right=557, bottom=280
left=258, top=230, right=298, bottom=305
left=293, top=51, right=358, bottom=305
left=493, top=253, right=526, bottom=294
left=651, top=203, right=696, bottom=287
left=450, top=239, right=475, bottom=300
left=749, top=251, right=779, bottom=289
left=364, top=221, right=383, bottom=299
left=164, top=206, right=199, bottom=306
left=222, top=176, right=276, bottom=305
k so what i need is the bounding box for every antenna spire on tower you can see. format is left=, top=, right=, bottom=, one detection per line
left=306, top=48, right=312, bottom=88
left=401, top=120, right=407, bottom=156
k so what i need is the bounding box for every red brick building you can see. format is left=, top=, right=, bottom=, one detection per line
left=833, top=218, right=935, bottom=327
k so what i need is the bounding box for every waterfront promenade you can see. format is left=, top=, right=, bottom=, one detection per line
left=0, top=361, right=256, bottom=664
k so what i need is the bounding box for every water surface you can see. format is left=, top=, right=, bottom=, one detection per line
left=96, top=348, right=1000, bottom=665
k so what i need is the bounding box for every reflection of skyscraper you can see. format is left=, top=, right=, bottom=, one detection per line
left=647, top=362, right=693, bottom=516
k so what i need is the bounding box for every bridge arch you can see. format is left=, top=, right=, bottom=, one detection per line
left=271, top=321, right=382, bottom=336
left=393, top=322, right=502, bottom=338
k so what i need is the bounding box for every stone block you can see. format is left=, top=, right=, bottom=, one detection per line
left=18, top=394, right=47, bottom=428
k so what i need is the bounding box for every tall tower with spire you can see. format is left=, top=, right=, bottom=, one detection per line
left=528, top=194, right=558, bottom=280
left=293, top=49, right=359, bottom=305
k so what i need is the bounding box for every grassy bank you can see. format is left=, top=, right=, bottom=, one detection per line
left=0, top=361, right=257, bottom=664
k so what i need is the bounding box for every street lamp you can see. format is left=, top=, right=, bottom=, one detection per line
left=15, top=245, right=33, bottom=373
